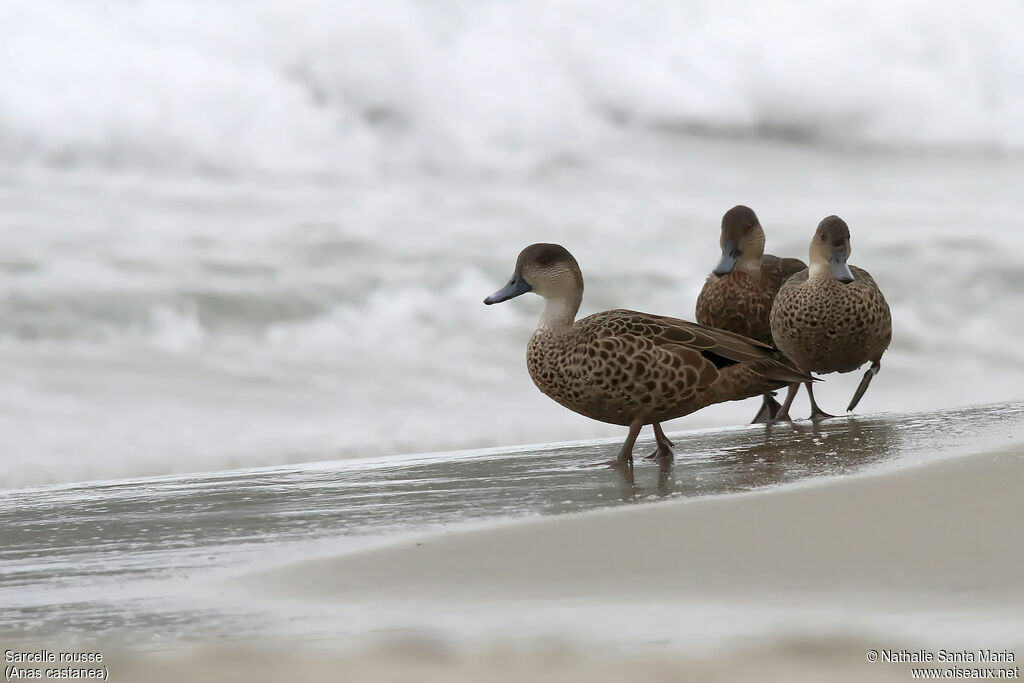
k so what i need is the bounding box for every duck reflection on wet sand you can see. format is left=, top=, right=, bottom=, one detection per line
left=611, top=412, right=902, bottom=496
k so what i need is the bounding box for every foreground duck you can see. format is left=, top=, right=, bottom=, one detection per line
left=695, top=205, right=806, bottom=422
left=769, top=216, right=892, bottom=420
left=484, top=243, right=811, bottom=467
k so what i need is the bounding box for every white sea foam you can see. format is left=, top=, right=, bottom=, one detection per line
left=2, top=4, right=1023, bottom=487
left=4, top=0, right=1024, bottom=179
left=3, top=139, right=1023, bottom=488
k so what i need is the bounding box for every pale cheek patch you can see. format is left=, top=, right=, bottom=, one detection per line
left=530, top=265, right=570, bottom=295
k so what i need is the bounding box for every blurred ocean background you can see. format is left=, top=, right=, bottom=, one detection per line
left=2, top=0, right=1023, bottom=487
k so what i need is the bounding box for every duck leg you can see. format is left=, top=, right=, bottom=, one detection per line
left=848, top=360, right=881, bottom=412
left=593, top=420, right=642, bottom=469
left=750, top=392, right=781, bottom=424
left=643, top=422, right=676, bottom=461
left=768, top=384, right=800, bottom=423
left=806, top=381, right=835, bottom=420
left=604, top=420, right=642, bottom=476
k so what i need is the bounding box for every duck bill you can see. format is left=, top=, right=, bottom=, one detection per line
left=484, top=274, right=532, bottom=304
left=713, top=241, right=740, bottom=276
left=829, top=248, right=854, bottom=283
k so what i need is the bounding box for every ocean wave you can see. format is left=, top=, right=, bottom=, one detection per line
left=3, top=239, right=1022, bottom=375
left=4, top=0, right=1024, bottom=177
left=2, top=125, right=1023, bottom=487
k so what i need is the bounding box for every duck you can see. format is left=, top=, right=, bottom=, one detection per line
left=483, top=243, right=811, bottom=468
left=695, top=205, right=806, bottom=422
left=769, top=215, right=892, bottom=420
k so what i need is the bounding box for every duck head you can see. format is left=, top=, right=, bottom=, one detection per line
left=713, top=205, right=765, bottom=276
left=485, top=243, right=583, bottom=303
left=809, top=215, right=854, bottom=283
left=484, top=243, right=584, bottom=329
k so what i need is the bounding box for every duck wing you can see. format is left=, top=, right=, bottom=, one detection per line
left=595, top=310, right=811, bottom=385
left=761, top=254, right=808, bottom=291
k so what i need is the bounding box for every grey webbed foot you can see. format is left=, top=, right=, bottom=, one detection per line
left=643, top=422, right=676, bottom=462
left=750, top=392, right=782, bottom=424
left=643, top=441, right=676, bottom=461
left=589, top=420, right=642, bottom=472
left=804, top=381, right=835, bottom=421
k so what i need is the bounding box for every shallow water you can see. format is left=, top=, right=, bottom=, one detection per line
left=1, top=402, right=1021, bottom=644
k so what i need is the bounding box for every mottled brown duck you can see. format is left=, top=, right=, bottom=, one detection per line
left=484, top=243, right=811, bottom=469
left=769, top=215, right=892, bottom=420
left=695, top=205, right=805, bottom=422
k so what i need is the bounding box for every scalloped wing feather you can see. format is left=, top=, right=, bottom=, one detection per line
left=584, top=310, right=810, bottom=384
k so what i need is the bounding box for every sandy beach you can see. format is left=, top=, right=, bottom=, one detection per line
left=3, top=405, right=1023, bottom=681
left=57, top=635, right=950, bottom=683
left=192, top=420, right=1023, bottom=681
left=255, top=445, right=1024, bottom=609
left=28, top=437, right=1021, bottom=682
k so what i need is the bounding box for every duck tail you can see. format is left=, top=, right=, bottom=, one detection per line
left=759, top=353, right=814, bottom=385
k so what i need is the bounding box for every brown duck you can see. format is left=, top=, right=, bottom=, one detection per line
left=695, top=205, right=806, bottom=422
left=769, top=215, right=892, bottom=420
left=484, top=243, right=811, bottom=468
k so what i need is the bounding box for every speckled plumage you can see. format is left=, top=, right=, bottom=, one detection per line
left=696, top=254, right=807, bottom=345
left=768, top=215, right=892, bottom=418
left=694, top=206, right=806, bottom=423
left=526, top=309, right=809, bottom=427
left=770, top=265, right=892, bottom=374
left=485, top=243, right=812, bottom=465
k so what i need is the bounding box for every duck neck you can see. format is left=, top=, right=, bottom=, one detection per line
left=736, top=253, right=762, bottom=277
left=808, top=259, right=832, bottom=281
left=537, top=294, right=580, bottom=333
left=736, top=229, right=765, bottom=277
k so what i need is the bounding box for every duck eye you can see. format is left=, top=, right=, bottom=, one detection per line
left=820, top=234, right=827, bottom=242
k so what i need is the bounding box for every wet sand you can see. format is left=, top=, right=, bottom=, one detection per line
left=7, top=443, right=1019, bottom=682
left=2, top=403, right=1023, bottom=681
left=60, top=636, right=934, bottom=683
left=240, top=418, right=1023, bottom=681
left=257, top=444, right=1024, bottom=605
left=250, top=441, right=1024, bottom=640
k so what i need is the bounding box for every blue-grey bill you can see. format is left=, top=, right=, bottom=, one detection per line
left=830, top=248, right=854, bottom=283
left=484, top=275, right=532, bottom=304
left=713, top=242, right=740, bottom=276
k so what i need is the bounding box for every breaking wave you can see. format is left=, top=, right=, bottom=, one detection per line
left=4, top=0, right=1024, bottom=177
